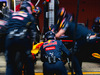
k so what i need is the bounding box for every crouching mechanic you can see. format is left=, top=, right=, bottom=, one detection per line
left=40, top=31, right=70, bottom=75
left=5, top=1, right=37, bottom=75
left=40, top=31, right=82, bottom=75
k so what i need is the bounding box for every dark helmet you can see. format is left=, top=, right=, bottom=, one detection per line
left=94, top=17, right=100, bottom=24
left=20, top=1, right=35, bottom=13
left=32, top=7, right=42, bottom=17
left=57, top=7, right=66, bottom=19
left=92, top=17, right=100, bottom=33
left=45, top=31, right=55, bottom=40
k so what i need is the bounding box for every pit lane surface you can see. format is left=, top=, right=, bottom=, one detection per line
left=0, top=53, right=100, bottom=75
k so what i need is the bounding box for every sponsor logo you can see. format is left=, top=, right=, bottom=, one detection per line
left=92, top=53, right=100, bottom=59
left=43, top=41, right=57, bottom=48
left=45, top=46, right=56, bottom=51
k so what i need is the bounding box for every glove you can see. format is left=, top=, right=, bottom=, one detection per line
left=86, top=33, right=96, bottom=42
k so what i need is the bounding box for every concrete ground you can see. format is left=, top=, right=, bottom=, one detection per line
left=0, top=53, right=100, bottom=75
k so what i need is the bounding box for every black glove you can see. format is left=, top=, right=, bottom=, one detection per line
left=86, top=33, right=96, bottom=42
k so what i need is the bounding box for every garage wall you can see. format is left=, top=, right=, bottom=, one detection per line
left=32, top=0, right=100, bottom=32
left=59, top=0, right=100, bottom=29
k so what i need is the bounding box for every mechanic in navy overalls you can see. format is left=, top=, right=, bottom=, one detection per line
left=5, top=1, right=37, bottom=75
left=55, top=11, right=97, bottom=75
left=40, top=31, right=82, bottom=75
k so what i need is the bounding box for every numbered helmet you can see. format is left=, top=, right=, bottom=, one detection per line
left=92, top=17, right=100, bottom=33
left=57, top=7, right=66, bottom=19
left=45, top=31, right=55, bottom=40
left=20, top=1, right=35, bottom=14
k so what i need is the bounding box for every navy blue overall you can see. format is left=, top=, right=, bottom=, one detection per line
left=5, top=10, right=36, bottom=75
left=61, top=21, right=96, bottom=75
left=40, top=40, right=71, bottom=75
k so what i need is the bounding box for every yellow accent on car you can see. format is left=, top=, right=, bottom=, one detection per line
left=92, top=53, right=100, bottom=59
left=31, top=42, right=44, bottom=54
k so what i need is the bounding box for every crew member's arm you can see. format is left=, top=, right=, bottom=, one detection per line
left=56, top=19, right=69, bottom=38
left=30, top=16, right=37, bottom=44
left=56, top=29, right=65, bottom=38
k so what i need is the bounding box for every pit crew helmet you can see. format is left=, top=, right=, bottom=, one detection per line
left=33, top=7, right=42, bottom=17
left=20, top=1, right=35, bottom=14
left=92, top=17, right=100, bottom=33
left=45, top=31, right=55, bottom=40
